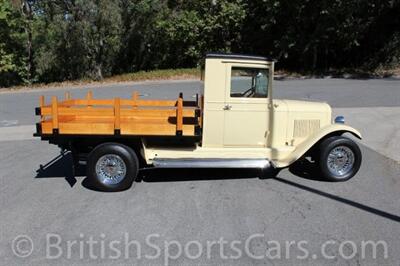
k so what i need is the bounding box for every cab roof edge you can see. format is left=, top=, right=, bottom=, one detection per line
left=205, top=52, right=276, bottom=62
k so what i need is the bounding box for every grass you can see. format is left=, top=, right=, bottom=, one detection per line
left=1, top=68, right=200, bottom=91
left=104, top=68, right=200, bottom=83
left=274, top=66, right=400, bottom=79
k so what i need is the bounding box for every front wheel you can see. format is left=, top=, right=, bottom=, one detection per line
left=318, top=136, right=362, bottom=182
left=87, top=143, right=139, bottom=191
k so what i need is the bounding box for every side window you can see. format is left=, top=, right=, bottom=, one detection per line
left=230, top=67, right=269, bottom=98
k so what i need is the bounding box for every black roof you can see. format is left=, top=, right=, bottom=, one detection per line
left=206, top=52, right=275, bottom=62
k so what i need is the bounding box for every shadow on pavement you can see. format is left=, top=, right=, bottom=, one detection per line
left=288, top=159, right=328, bottom=182
left=80, top=167, right=276, bottom=192
left=35, top=151, right=84, bottom=187
left=34, top=153, right=400, bottom=222
left=273, top=177, right=400, bottom=223
left=138, top=168, right=267, bottom=182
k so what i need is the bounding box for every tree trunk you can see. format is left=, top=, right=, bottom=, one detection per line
left=22, top=0, right=33, bottom=83
left=312, top=45, right=318, bottom=70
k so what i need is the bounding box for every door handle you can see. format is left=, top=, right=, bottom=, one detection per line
left=223, top=105, right=232, bottom=110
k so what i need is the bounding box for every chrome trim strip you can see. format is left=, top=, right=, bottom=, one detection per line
left=153, top=158, right=271, bottom=169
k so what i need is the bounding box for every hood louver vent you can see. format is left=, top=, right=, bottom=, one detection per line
left=293, top=120, right=320, bottom=138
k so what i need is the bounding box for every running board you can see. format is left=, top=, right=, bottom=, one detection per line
left=152, top=158, right=272, bottom=169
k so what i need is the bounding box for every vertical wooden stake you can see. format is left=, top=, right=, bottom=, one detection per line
left=39, top=95, right=45, bottom=107
left=114, top=98, right=121, bottom=133
left=87, top=90, right=93, bottom=108
left=132, top=91, right=139, bottom=109
left=39, top=95, right=45, bottom=122
left=176, top=93, right=183, bottom=135
left=65, top=92, right=71, bottom=100
left=51, top=96, right=59, bottom=131
left=199, top=95, right=204, bottom=128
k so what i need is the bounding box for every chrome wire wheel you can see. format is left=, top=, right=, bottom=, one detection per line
left=327, top=146, right=355, bottom=177
left=95, top=154, right=127, bottom=185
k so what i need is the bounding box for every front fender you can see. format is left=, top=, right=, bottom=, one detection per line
left=274, top=124, right=362, bottom=168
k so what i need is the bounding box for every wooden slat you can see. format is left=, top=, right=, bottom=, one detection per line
left=58, top=99, right=76, bottom=106
left=42, top=91, right=197, bottom=108
left=71, top=116, right=194, bottom=126
left=41, top=121, right=195, bottom=136
left=57, top=116, right=76, bottom=122
left=60, top=116, right=177, bottom=124
left=122, top=123, right=194, bottom=136
left=41, top=106, right=196, bottom=117
left=57, top=107, right=114, bottom=116
left=125, top=99, right=177, bottom=107
left=120, top=108, right=195, bottom=117
left=73, top=99, right=112, bottom=106
left=72, top=98, right=177, bottom=107
left=60, top=122, right=114, bottom=135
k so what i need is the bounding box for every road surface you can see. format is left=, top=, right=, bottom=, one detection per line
left=0, top=78, right=399, bottom=265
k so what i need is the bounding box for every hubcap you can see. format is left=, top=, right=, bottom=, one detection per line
left=95, top=154, right=127, bottom=185
left=327, top=146, right=355, bottom=177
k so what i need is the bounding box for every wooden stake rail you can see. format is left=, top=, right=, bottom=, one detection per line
left=36, top=91, right=201, bottom=136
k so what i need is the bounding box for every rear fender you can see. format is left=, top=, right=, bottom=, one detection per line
left=274, top=124, right=362, bottom=168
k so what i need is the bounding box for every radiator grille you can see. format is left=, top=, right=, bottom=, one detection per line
left=293, top=120, right=320, bottom=138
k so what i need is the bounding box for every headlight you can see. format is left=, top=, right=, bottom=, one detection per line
left=335, top=116, right=345, bottom=124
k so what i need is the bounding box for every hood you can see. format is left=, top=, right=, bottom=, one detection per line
left=275, top=99, right=332, bottom=114
left=268, top=99, right=333, bottom=149
left=272, top=99, right=333, bottom=135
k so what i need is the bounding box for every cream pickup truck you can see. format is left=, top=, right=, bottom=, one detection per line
left=35, top=53, right=362, bottom=191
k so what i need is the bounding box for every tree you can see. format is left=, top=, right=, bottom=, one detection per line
left=0, top=0, right=399, bottom=87
left=0, top=0, right=27, bottom=86
left=154, top=0, right=246, bottom=68
left=32, top=0, right=122, bottom=81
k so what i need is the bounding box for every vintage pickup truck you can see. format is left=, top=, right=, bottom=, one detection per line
left=34, top=53, right=362, bottom=191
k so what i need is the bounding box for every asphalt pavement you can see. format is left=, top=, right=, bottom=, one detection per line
left=0, top=78, right=399, bottom=265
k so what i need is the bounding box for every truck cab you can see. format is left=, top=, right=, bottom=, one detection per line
left=35, top=53, right=363, bottom=192
left=202, top=53, right=274, bottom=148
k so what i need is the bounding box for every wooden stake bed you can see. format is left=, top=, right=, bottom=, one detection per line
left=35, top=91, right=202, bottom=137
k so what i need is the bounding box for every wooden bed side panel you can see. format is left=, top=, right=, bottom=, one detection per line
left=37, top=91, right=200, bottom=137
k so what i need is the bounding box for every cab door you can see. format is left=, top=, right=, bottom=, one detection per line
left=223, top=64, right=270, bottom=147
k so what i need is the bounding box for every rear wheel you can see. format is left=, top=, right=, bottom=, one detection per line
left=318, top=136, right=362, bottom=182
left=87, top=143, right=138, bottom=191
